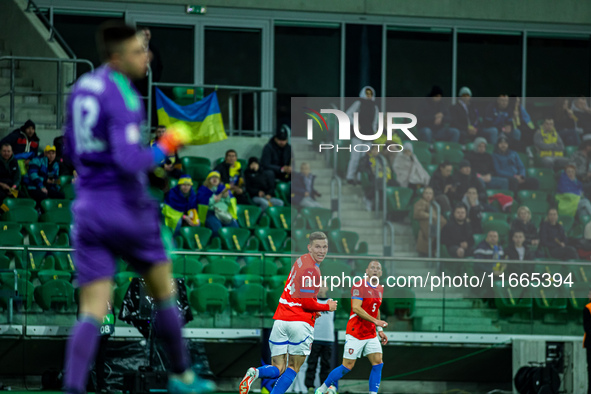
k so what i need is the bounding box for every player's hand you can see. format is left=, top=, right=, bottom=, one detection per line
left=327, top=299, right=338, bottom=311
left=378, top=331, right=388, bottom=345
left=375, top=320, right=388, bottom=329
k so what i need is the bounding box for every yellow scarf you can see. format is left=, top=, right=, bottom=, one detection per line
left=539, top=128, right=563, bottom=158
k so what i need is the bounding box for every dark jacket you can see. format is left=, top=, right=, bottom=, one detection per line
left=261, top=137, right=292, bottom=180
left=484, top=102, right=512, bottom=129
left=428, top=170, right=453, bottom=198
left=244, top=168, right=275, bottom=198
left=492, top=148, right=526, bottom=178
left=214, top=161, right=243, bottom=186
left=24, top=156, right=60, bottom=191
left=451, top=171, right=486, bottom=202
left=417, top=98, right=450, bottom=130
left=510, top=219, right=539, bottom=246
left=539, top=221, right=567, bottom=250
left=505, top=244, right=534, bottom=261
left=292, top=172, right=320, bottom=206
left=0, top=154, right=21, bottom=188
left=441, top=219, right=474, bottom=249
left=584, top=303, right=591, bottom=348
left=465, top=151, right=496, bottom=177
left=450, top=101, right=479, bottom=132
left=473, top=239, right=504, bottom=275
left=0, top=128, right=40, bottom=160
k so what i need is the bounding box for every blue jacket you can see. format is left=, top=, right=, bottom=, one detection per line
left=473, top=239, right=505, bottom=276
left=165, top=185, right=198, bottom=213
left=492, top=149, right=525, bottom=178
left=484, top=103, right=511, bottom=129
left=196, top=184, right=232, bottom=207
left=557, top=172, right=582, bottom=196
left=24, top=156, right=60, bottom=191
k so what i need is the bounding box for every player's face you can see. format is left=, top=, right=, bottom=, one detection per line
left=119, top=35, right=148, bottom=80
left=365, top=261, right=382, bottom=279
left=308, top=239, right=328, bottom=263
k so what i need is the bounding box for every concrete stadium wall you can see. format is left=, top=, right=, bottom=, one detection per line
left=179, top=136, right=269, bottom=164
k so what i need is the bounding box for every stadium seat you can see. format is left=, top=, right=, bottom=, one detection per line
left=481, top=212, right=510, bottom=223
left=494, top=285, right=532, bottom=317
left=4, top=198, right=36, bottom=210
left=34, top=279, right=75, bottom=311
left=190, top=283, right=228, bottom=314
left=298, top=207, right=338, bottom=231
left=571, top=262, right=591, bottom=287
left=517, top=152, right=530, bottom=169
left=558, top=215, right=574, bottom=234
left=275, top=182, right=291, bottom=206
left=202, top=258, right=241, bottom=282
left=181, top=156, right=212, bottom=169
left=255, top=228, right=290, bottom=253
left=265, top=275, right=286, bottom=289
left=526, top=168, right=555, bottom=192
left=149, top=187, right=165, bottom=202
left=172, top=255, right=203, bottom=277
left=169, top=178, right=178, bottom=190
left=240, top=258, right=278, bottom=278
left=266, top=206, right=292, bottom=230
left=564, top=146, right=578, bottom=157
left=266, top=287, right=284, bottom=312
left=381, top=287, right=415, bottom=318
left=218, top=227, right=259, bottom=251
left=114, top=271, right=140, bottom=287
left=517, top=191, right=549, bottom=215
left=320, top=259, right=352, bottom=278
left=40, top=209, right=72, bottom=226
left=532, top=288, right=568, bottom=323
left=386, top=187, right=413, bottom=218
left=59, top=176, right=76, bottom=200
left=432, top=143, right=464, bottom=165
left=236, top=205, right=264, bottom=229
left=231, top=283, right=266, bottom=314
left=0, top=227, right=23, bottom=249
left=183, top=163, right=211, bottom=185
left=434, top=141, right=463, bottom=153
left=473, top=233, right=486, bottom=245
left=0, top=268, right=31, bottom=284
left=482, top=220, right=510, bottom=244
left=464, top=142, right=493, bottom=154
left=50, top=251, right=76, bottom=272
left=425, top=164, right=438, bottom=176
left=177, top=227, right=220, bottom=251
left=328, top=230, right=368, bottom=255
left=0, top=222, right=22, bottom=232
left=485, top=189, right=514, bottom=198
left=2, top=206, right=38, bottom=223
left=189, top=273, right=226, bottom=288
left=37, top=269, right=72, bottom=284
left=413, top=148, right=432, bottom=166
left=409, top=140, right=430, bottom=151
left=232, top=274, right=263, bottom=288
left=27, top=223, right=69, bottom=246
left=0, top=278, right=34, bottom=310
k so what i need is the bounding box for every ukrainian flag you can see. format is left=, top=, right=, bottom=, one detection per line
left=155, top=88, right=227, bottom=145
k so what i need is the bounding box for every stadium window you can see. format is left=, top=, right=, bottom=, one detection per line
left=386, top=27, right=452, bottom=97
left=526, top=33, right=591, bottom=97
left=274, top=22, right=341, bottom=127
left=457, top=30, right=522, bottom=97
left=345, top=24, right=383, bottom=97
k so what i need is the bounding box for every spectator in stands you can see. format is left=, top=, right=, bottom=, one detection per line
left=483, top=95, right=521, bottom=147
left=572, top=134, right=591, bottom=196
left=505, top=230, right=534, bottom=263
left=509, top=95, right=536, bottom=148
left=345, top=86, right=379, bottom=185
left=25, top=145, right=64, bottom=207
left=148, top=125, right=182, bottom=190
left=292, top=162, right=322, bottom=208
left=465, top=137, right=509, bottom=190
left=451, top=160, right=486, bottom=203
left=197, top=171, right=238, bottom=236
left=441, top=204, right=474, bottom=259
left=416, top=85, right=459, bottom=143
left=0, top=119, right=39, bottom=161
left=534, top=117, right=569, bottom=171
left=462, top=187, right=484, bottom=234
left=413, top=186, right=447, bottom=256
left=539, top=207, right=577, bottom=260
left=571, top=96, right=591, bottom=134
left=359, top=145, right=398, bottom=211
left=244, top=157, right=284, bottom=211
left=450, top=86, right=489, bottom=143
left=429, top=161, right=454, bottom=213
left=493, top=136, right=539, bottom=193
left=393, top=142, right=430, bottom=190
left=214, top=149, right=247, bottom=204
left=553, top=98, right=581, bottom=146
left=53, top=135, right=75, bottom=176
left=261, top=125, right=292, bottom=182
left=510, top=206, right=540, bottom=248
left=0, top=143, right=20, bottom=203
left=473, top=230, right=505, bottom=277
left=163, top=175, right=199, bottom=232
left=557, top=163, right=591, bottom=220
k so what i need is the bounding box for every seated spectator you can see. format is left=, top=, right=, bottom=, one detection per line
left=570, top=134, right=591, bottom=196
left=359, top=145, right=398, bottom=211
left=413, top=186, right=447, bottom=256
left=441, top=204, right=474, bottom=259
left=244, top=157, right=284, bottom=211
left=493, top=136, right=539, bottom=193
left=428, top=161, right=454, bottom=213
left=0, top=119, right=39, bottom=161
left=539, top=207, right=577, bottom=260
left=416, top=85, right=459, bottom=143
left=214, top=149, right=247, bottom=204
left=392, top=142, right=430, bottom=189
left=24, top=145, right=64, bottom=207
left=261, top=125, right=292, bottom=182
left=473, top=230, right=505, bottom=277
left=553, top=98, right=581, bottom=146
left=571, top=96, right=591, bottom=134
left=462, top=187, right=485, bottom=234
left=483, top=95, right=521, bottom=147
left=465, top=137, right=509, bottom=191
left=505, top=231, right=534, bottom=274
left=162, top=175, right=199, bottom=232
left=148, top=125, right=182, bottom=190
left=451, top=160, right=486, bottom=203
left=196, top=171, right=238, bottom=236
left=292, top=162, right=322, bottom=208
left=534, top=117, right=569, bottom=171
left=450, top=86, right=488, bottom=143
left=511, top=206, right=539, bottom=248
left=0, top=143, right=20, bottom=203
left=556, top=163, right=591, bottom=220
left=509, top=96, right=535, bottom=147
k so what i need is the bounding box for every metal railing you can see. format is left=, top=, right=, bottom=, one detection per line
left=428, top=200, right=442, bottom=259
left=0, top=56, right=94, bottom=128
left=330, top=175, right=342, bottom=221
left=373, top=155, right=395, bottom=256
left=25, top=0, right=77, bottom=60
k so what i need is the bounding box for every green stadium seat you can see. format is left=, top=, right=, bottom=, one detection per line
left=481, top=212, right=510, bottom=223
left=0, top=278, right=34, bottom=310
left=114, top=271, right=140, bottom=287
left=218, top=227, right=259, bottom=251
left=473, top=233, right=486, bottom=245
left=0, top=222, right=22, bottom=233
left=202, top=258, right=241, bottom=282
left=169, top=178, right=179, bottom=190
left=255, top=228, right=290, bottom=253
left=558, top=215, right=574, bottom=234
left=189, top=273, right=226, bottom=288
left=230, top=283, right=266, bottom=314
left=434, top=141, right=463, bottom=153
left=266, top=287, right=284, bottom=312
left=481, top=220, right=511, bottom=244
left=465, top=142, right=493, bottom=154
left=517, top=190, right=548, bottom=202
left=59, top=175, right=73, bottom=186
left=275, top=182, right=291, bottom=206
left=494, top=285, right=532, bottom=317
left=149, top=187, right=165, bottom=202
left=291, top=228, right=314, bottom=253
left=413, top=148, right=432, bottom=166
left=526, top=168, right=556, bottom=192
left=50, top=251, right=76, bottom=272
left=571, top=262, right=591, bottom=287
left=265, top=275, right=286, bottom=289
left=236, top=205, right=263, bottom=229
left=380, top=287, right=415, bottom=317
left=183, top=163, right=211, bottom=185
left=0, top=269, right=31, bottom=284
left=409, top=141, right=430, bottom=151
left=190, top=283, right=228, bottom=314
left=485, top=189, right=514, bottom=198
left=34, top=279, right=75, bottom=310
left=172, top=255, right=203, bottom=277
left=177, top=227, right=220, bottom=251
left=2, top=206, right=38, bottom=223
left=4, top=198, right=36, bottom=210
left=565, top=146, right=578, bottom=157
left=425, top=164, right=438, bottom=176
left=266, top=206, right=292, bottom=230
left=37, top=269, right=72, bottom=284
left=181, top=156, right=211, bottom=169
left=0, top=227, right=23, bottom=248
left=39, top=209, right=72, bottom=226
left=319, top=259, right=352, bottom=278
left=517, top=152, right=530, bottom=169
left=328, top=230, right=368, bottom=255
left=27, top=223, right=69, bottom=246
left=240, top=258, right=278, bottom=278
left=517, top=190, right=549, bottom=215
left=386, top=187, right=413, bottom=217
left=232, top=274, right=263, bottom=288
left=433, top=142, right=464, bottom=165
left=299, top=208, right=338, bottom=231
left=532, top=287, right=568, bottom=323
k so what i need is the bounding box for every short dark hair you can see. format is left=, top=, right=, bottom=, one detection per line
left=156, top=125, right=166, bottom=130
left=512, top=230, right=524, bottom=236
left=1, top=143, right=11, bottom=149
left=96, top=21, right=138, bottom=62
left=309, top=232, right=327, bottom=244
left=548, top=207, right=558, bottom=214
left=225, top=149, right=237, bottom=158
left=454, top=204, right=467, bottom=212
left=438, top=161, right=452, bottom=169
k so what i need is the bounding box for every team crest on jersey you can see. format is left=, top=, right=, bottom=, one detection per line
left=348, top=348, right=354, bottom=355
left=353, top=289, right=360, bottom=297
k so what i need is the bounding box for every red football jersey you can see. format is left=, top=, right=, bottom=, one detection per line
left=273, top=253, right=329, bottom=326
left=346, top=282, right=383, bottom=340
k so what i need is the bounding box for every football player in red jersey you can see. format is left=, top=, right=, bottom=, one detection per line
left=239, top=232, right=338, bottom=394
left=315, top=260, right=387, bottom=394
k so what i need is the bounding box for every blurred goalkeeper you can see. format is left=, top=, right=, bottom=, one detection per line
left=62, top=21, right=212, bottom=394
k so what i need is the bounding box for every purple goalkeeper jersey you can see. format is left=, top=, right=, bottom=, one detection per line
left=64, top=64, right=154, bottom=205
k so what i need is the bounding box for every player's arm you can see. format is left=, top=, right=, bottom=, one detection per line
left=295, top=268, right=337, bottom=312
left=351, top=299, right=387, bottom=328
left=376, top=310, right=388, bottom=345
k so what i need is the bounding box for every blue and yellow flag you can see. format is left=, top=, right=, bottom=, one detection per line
left=155, top=88, right=227, bottom=145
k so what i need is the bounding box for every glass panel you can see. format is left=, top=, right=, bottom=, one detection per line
left=457, top=31, right=522, bottom=97
left=345, top=24, right=383, bottom=97
left=527, top=35, right=591, bottom=97
left=386, top=28, right=452, bottom=97
left=204, top=27, right=262, bottom=87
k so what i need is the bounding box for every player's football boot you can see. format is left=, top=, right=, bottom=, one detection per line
left=239, top=367, right=259, bottom=394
